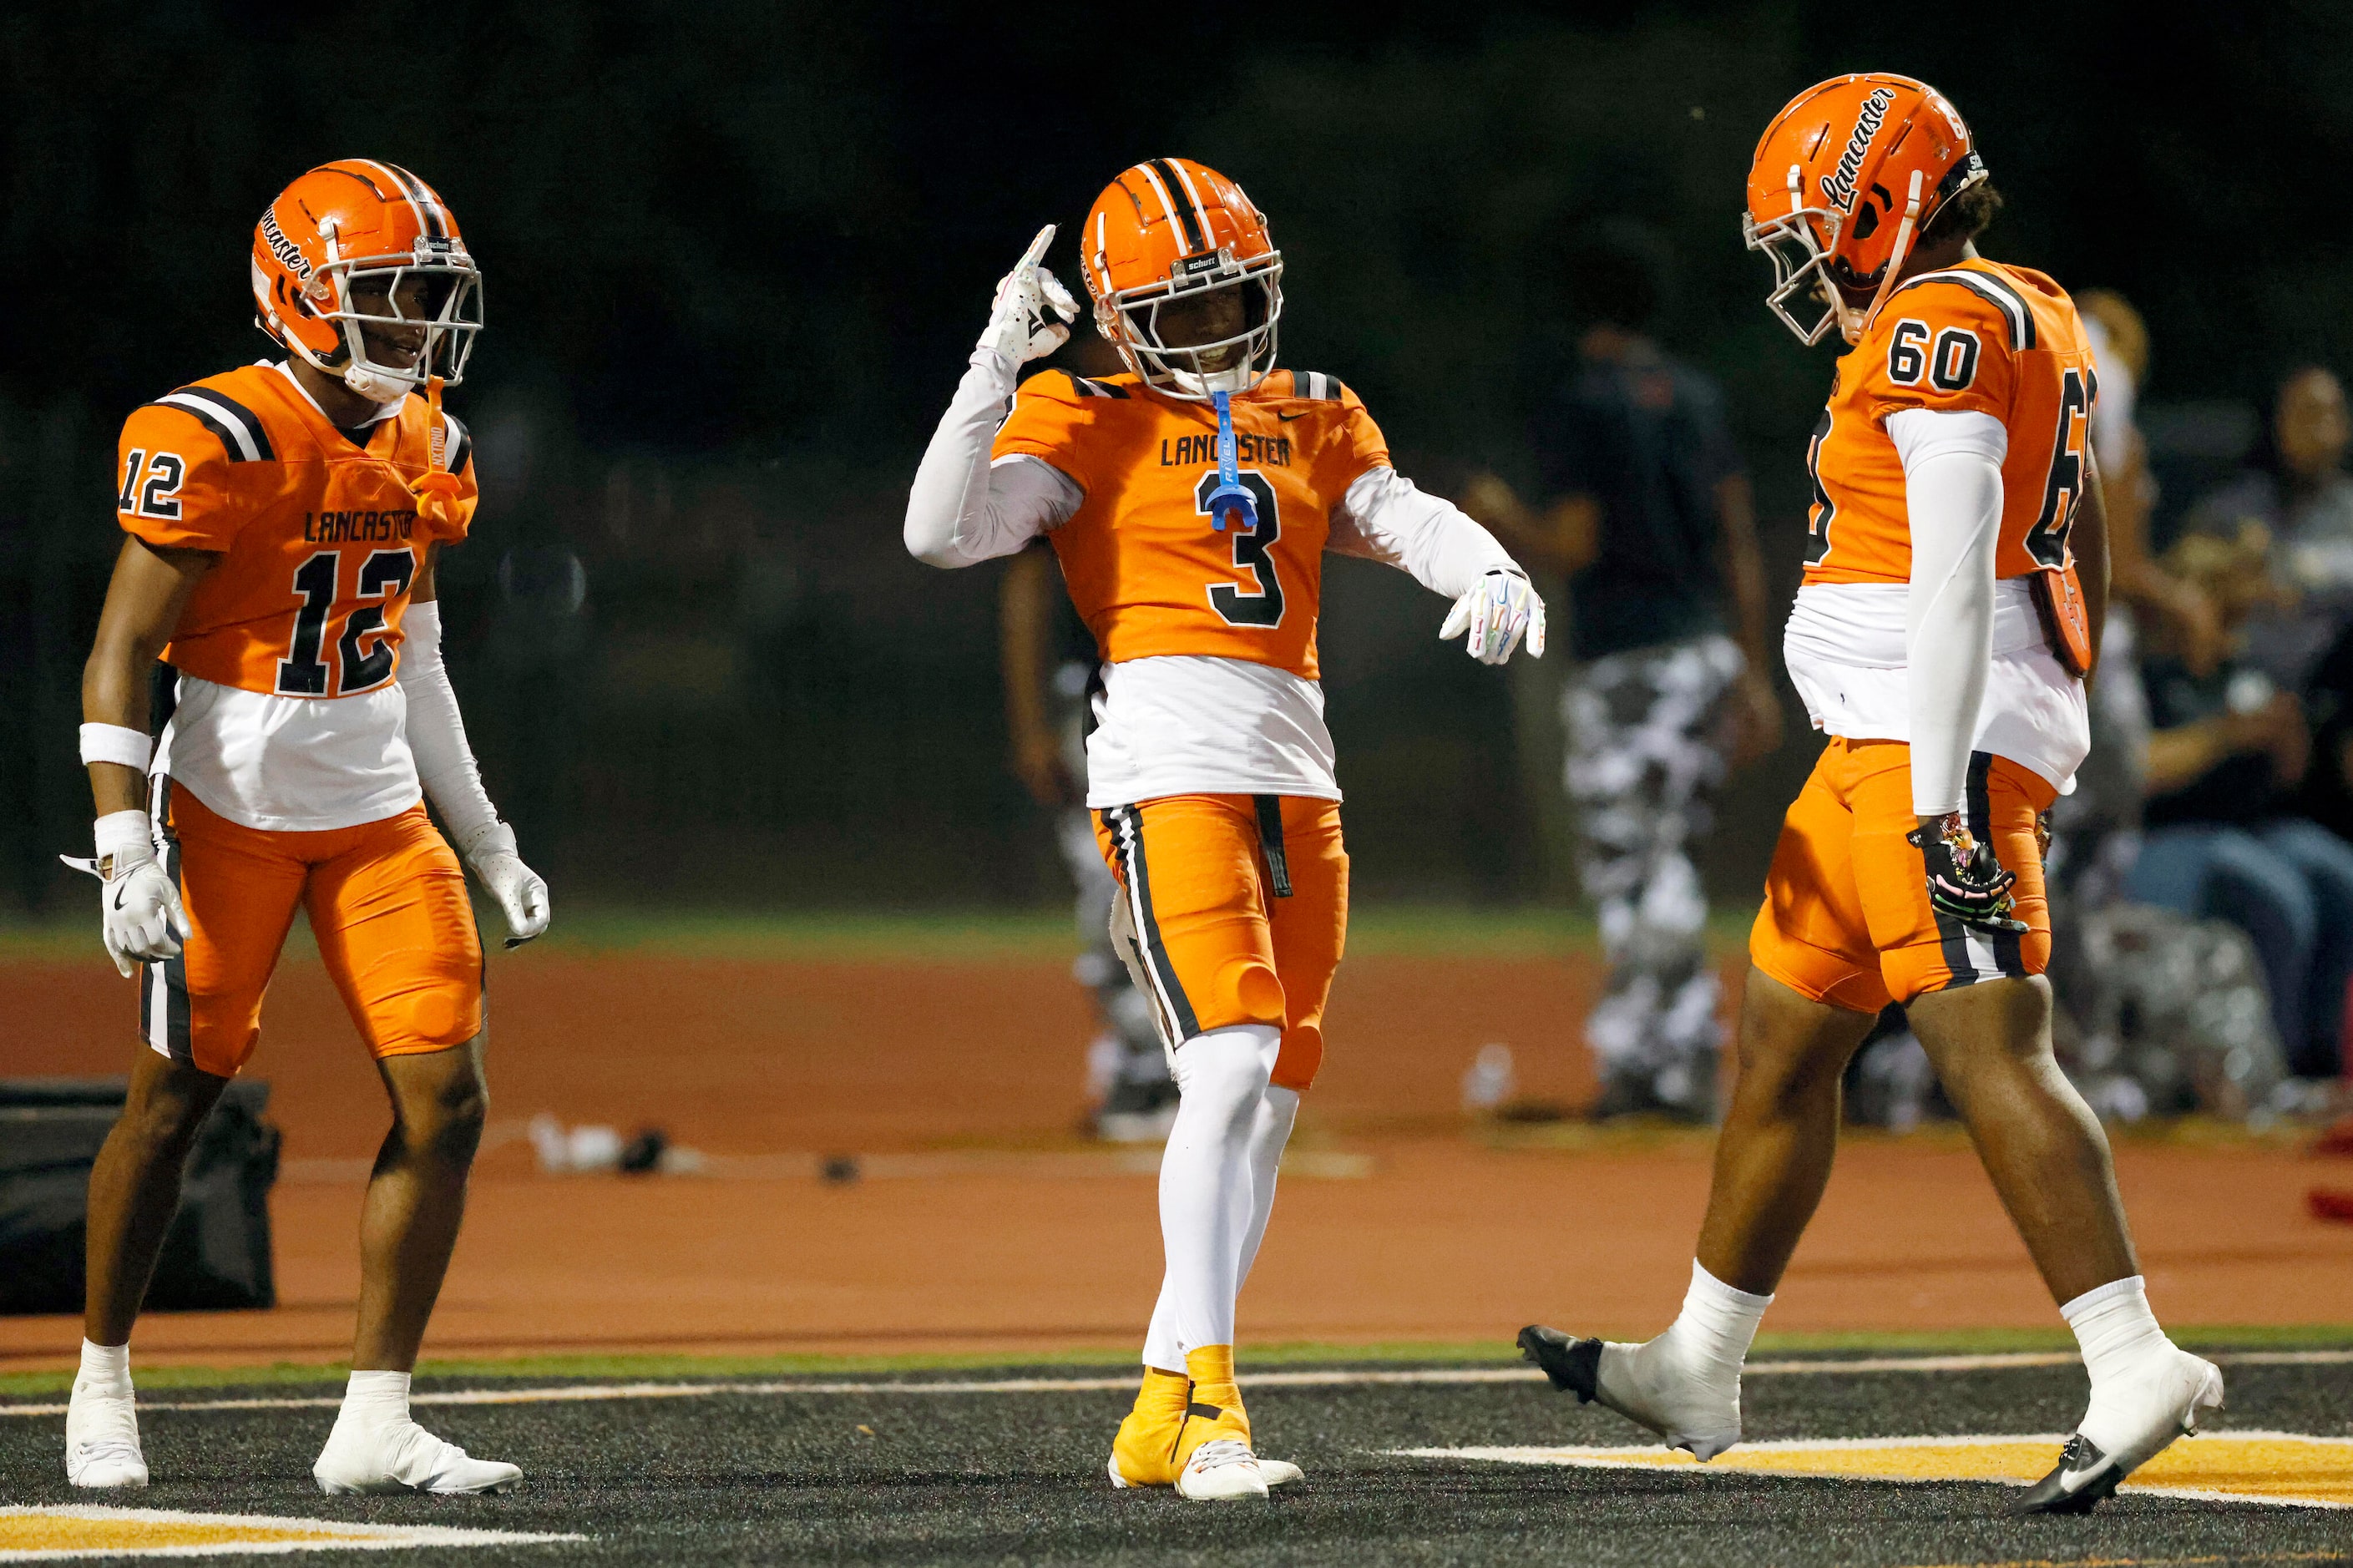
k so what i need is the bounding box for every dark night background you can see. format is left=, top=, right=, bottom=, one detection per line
left=3, top=2, right=2343, bottom=913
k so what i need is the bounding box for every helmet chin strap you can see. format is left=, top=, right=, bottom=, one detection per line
left=1839, top=169, right=1925, bottom=346
left=341, top=362, right=411, bottom=403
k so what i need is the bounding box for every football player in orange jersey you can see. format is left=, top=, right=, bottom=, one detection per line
left=1520, top=78, right=2223, bottom=1514
left=907, top=160, right=1544, bottom=1500
left=63, top=162, right=543, bottom=1496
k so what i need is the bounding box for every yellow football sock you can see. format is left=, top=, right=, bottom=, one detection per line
left=1176, top=1344, right=1252, bottom=1461
left=1109, top=1367, right=1192, bottom=1486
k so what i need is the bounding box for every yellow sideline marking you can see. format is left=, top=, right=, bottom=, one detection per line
left=3, top=1350, right=2349, bottom=1419
left=1399, top=1431, right=2353, bottom=1509
left=1895, top=1554, right=2350, bottom=1568
left=0, top=1505, right=581, bottom=1560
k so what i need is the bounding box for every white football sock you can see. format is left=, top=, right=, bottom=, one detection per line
left=337, top=1370, right=413, bottom=1430
left=78, top=1340, right=131, bottom=1393
left=2062, top=1275, right=2211, bottom=1457
left=1595, top=1260, right=1770, bottom=1459
left=1236, top=1085, right=1299, bottom=1288
left=1152, top=1024, right=1279, bottom=1358
left=2062, top=1275, right=2166, bottom=1385
left=1664, top=1259, right=1773, bottom=1382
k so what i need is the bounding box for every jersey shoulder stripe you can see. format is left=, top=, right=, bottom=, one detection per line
left=443, top=412, right=473, bottom=475
left=1891, top=269, right=2036, bottom=352
left=1291, top=370, right=1347, bottom=401
left=153, top=386, right=276, bottom=463
left=1065, top=373, right=1130, bottom=399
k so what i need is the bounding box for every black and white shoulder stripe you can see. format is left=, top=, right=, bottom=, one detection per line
left=443, top=412, right=473, bottom=475
left=1894, top=268, right=2037, bottom=352
left=1065, top=373, right=1129, bottom=400
left=152, top=386, right=275, bottom=463
left=1293, top=371, right=1347, bottom=402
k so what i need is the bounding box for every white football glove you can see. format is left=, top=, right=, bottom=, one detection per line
left=979, top=224, right=1080, bottom=367
left=453, top=821, right=550, bottom=949
left=60, top=811, right=190, bottom=979
left=1440, top=569, right=1547, bottom=665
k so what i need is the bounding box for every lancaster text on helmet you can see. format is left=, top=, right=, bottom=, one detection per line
left=1819, top=88, right=1899, bottom=215
left=260, top=209, right=314, bottom=281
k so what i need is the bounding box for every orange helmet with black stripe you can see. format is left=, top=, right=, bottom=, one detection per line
left=1080, top=158, right=1282, bottom=400
left=250, top=159, right=483, bottom=402
left=1743, top=75, right=1987, bottom=346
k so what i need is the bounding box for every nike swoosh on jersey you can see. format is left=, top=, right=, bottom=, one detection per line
left=1277, top=410, right=1307, bottom=421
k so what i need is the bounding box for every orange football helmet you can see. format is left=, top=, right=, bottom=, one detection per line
left=1743, top=75, right=1987, bottom=345
left=1081, top=158, right=1282, bottom=399
left=250, top=159, right=483, bottom=402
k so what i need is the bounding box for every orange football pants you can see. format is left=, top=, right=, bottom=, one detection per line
left=145, top=782, right=484, bottom=1077
left=1749, top=738, right=2057, bottom=1013
left=1095, top=794, right=1347, bottom=1093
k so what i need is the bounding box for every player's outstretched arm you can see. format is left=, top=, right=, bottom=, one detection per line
left=65, top=539, right=214, bottom=975
left=1333, top=466, right=1546, bottom=664
left=400, top=549, right=549, bottom=947
left=904, top=225, right=1082, bottom=569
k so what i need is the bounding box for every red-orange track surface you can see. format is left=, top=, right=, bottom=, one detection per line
left=3, top=950, right=2347, bottom=1370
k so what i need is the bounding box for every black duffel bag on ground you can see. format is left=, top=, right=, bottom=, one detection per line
left=0, top=1078, right=280, bottom=1315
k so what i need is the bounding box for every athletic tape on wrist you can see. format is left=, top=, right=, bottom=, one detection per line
left=78, top=724, right=152, bottom=771
left=93, top=810, right=154, bottom=867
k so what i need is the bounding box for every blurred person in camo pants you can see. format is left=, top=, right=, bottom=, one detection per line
left=1464, top=221, right=1782, bottom=1121
left=1001, top=541, right=1180, bottom=1141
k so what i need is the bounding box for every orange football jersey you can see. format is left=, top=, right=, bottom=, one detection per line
left=115, top=365, right=477, bottom=699
left=991, top=367, right=1389, bottom=680
left=1803, top=260, right=2096, bottom=586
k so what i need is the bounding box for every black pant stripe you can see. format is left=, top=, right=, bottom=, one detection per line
left=1253, top=795, right=1293, bottom=898
left=1966, top=751, right=2027, bottom=977
left=1932, top=907, right=1980, bottom=989
left=159, top=812, right=192, bottom=1061
left=1110, top=806, right=1200, bottom=1042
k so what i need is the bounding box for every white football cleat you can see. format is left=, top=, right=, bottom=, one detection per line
left=1520, top=1324, right=1743, bottom=1459
left=2016, top=1347, right=2225, bottom=1514
left=65, top=1378, right=148, bottom=1489
left=1174, top=1439, right=1270, bottom=1501
left=313, top=1416, right=520, bottom=1495
left=1109, top=1453, right=1301, bottom=1490
left=1256, top=1457, right=1304, bottom=1487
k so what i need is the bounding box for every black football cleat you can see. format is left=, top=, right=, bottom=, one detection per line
left=2014, top=1433, right=2123, bottom=1515
left=1518, top=1324, right=1604, bottom=1403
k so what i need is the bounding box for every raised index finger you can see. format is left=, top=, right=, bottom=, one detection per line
left=1019, top=224, right=1056, bottom=271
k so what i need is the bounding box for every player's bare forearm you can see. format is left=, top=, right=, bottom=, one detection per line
left=413, top=542, right=440, bottom=604
left=999, top=548, right=1055, bottom=742
left=82, top=539, right=214, bottom=817
left=1716, top=473, right=1774, bottom=669
left=2075, top=462, right=2111, bottom=673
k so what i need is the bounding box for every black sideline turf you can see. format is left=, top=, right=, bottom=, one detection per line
left=4, top=1358, right=2349, bottom=1565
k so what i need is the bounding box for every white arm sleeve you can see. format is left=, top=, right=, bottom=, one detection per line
left=903, top=349, right=1080, bottom=569
left=1329, top=465, right=1522, bottom=597
left=1890, top=407, right=2009, bottom=817
left=397, top=599, right=506, bottom=862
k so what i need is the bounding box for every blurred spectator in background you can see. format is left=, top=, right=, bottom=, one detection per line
left=2077, top=291, right=2226, bottom=679
left=2183, top=367, right=2353, bottom=690
left=1460, top=220, right=1779, bottom=1121
left=2126, top=526, right=2353, bottom=1081
left=1000, top=544, right=1177, bottom=1141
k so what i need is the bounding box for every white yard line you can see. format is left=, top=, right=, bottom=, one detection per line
left=2, top=1348, right=2346, bottom=1419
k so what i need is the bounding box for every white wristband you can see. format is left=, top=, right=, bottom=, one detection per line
left=79, top=724, right=152, bottom=771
